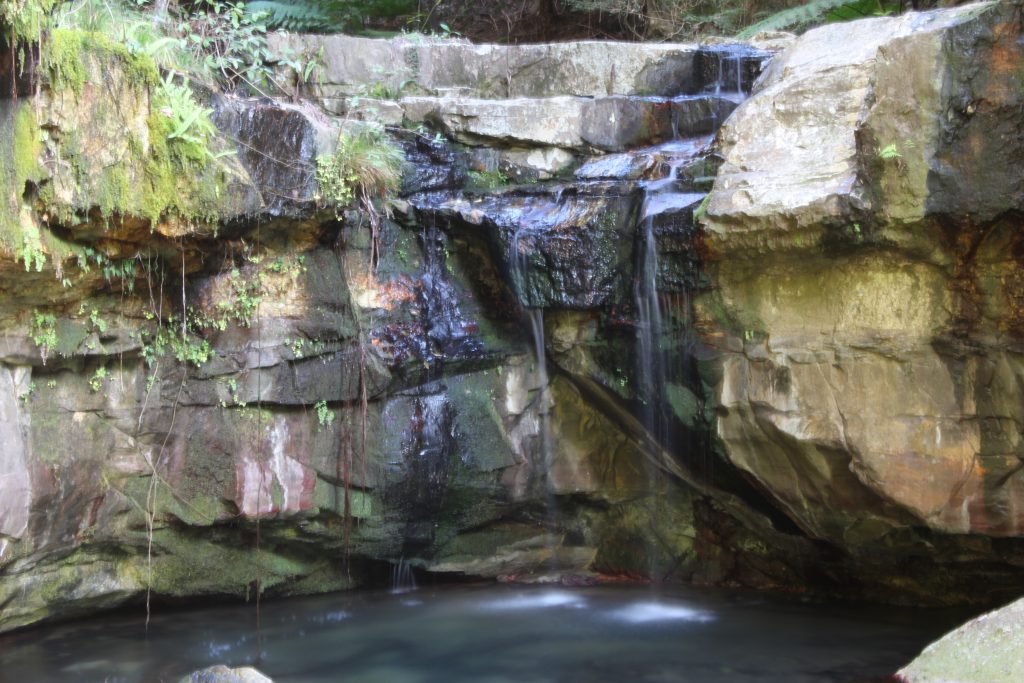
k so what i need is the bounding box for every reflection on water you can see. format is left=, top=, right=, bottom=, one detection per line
left=609, top=601, right=713, bottom=624
left=480, top=590, right=585, bottom=611
left=0, top=584, right=970, bottom=683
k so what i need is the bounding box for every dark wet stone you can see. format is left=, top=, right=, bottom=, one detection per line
left=394, top=129, right=469, bottom=196
left=416, top=183, right=642, bottom=310
left=212, top=97, right=335, bottom=218
left=694, top=44, right=773, bottom=95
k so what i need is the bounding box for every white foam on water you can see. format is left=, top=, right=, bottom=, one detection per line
left=480, top=590, right=585, bottom=611
left=312, top=610, right=350, bottom=624
left=610, top=602, right=714, bottom=624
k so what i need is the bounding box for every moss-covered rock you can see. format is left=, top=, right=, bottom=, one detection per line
left=898, top=597, right=1024, bottom=683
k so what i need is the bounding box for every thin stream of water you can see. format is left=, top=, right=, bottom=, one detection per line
left=512, top=220, right=560, bottom=569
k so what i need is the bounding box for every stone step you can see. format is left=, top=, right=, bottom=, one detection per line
left=270, top=33, right=771, bottom=101
left=398, top=94, right=738, bottom=153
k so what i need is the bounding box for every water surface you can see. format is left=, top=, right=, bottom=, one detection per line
left=0, top=584, right=969, bottom=682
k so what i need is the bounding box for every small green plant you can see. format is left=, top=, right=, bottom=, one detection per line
left=316, top=124, right=404, bottom=215
left=436, top=21, right=460, bottom=38
left=466, top=169, right=510, bottom=190
left=266, top=254, right=307, bottom=277
left=88, top=308, right=108, bottom=334
left=20, top=232, right=46, bottom=273
left=139, top=313, right=214, bottom=369
left=89, top=364, right=108, bottom=392
left=157, top=73, right=222, bottom=160
left=314, top=399, right=335, bottom=427
left=286, top=338, right=306, bottom=358
left=359, top=78, right=411, bottom=100
left=275, top=44, right=324, bottom=101
left=220, top=376, right=241, bottom=407
left=212, top=267, right=262, bottom=329
left=31, top=311, right=59, bottom=364
left=693, top=193, right=711, bottom=223
left=878, top=143, right=902, bottom=160
left=20, top=381, right=37, bottom=403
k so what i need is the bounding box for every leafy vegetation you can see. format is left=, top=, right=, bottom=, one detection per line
left=736, top=0, right=897, bottom=38
left=30, top=310, right=58, bottom=363
left=244, top=0, right=415, bottom=33
left=1, top=0, right=57, bottom=45
left=89, top=364, right=108, bottom=392
left=316, top=123, right=404, bottom=215
left=878, top=143, right=902, bottom=160
left=178, top=0, right=276, bottom=90
left=466, top=169, right=510, bottom=190
left=314, top=399, right=335, bottom=427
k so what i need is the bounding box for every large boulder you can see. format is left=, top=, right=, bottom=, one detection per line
left=898, top=597, right=1024, bottom=683
left=699, top=0, right=1024, bottom=554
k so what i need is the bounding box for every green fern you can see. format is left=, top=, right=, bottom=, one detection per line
left=245, top=1, right=334, bottom=31
left=827, top=0, right=899, bottom=21
left=736, top=0, right=858, bottom=38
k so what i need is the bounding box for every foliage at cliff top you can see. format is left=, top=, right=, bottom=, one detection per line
left=0, top=2, right=247, bottom=272
left=1, top=0, right=57, bottom=42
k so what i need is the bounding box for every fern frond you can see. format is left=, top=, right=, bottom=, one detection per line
left=736, top=0, right=855, bottom=39
left=245, top=1, right=333, bottom=31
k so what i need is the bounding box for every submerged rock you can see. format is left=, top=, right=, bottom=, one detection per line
left=179, top=665, right=273, bottom=683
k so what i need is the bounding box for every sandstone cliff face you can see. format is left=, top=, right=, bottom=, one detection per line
left=0, top=2, right=1022, bottom=635
left=702, top=0, right=1024, bottom=551
left=0, top=29, right=745, bottom=633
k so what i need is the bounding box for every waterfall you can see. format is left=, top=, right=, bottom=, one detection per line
left=391, top=557, right=418, bottom=594
left=512, top=226, right=560, bottom=572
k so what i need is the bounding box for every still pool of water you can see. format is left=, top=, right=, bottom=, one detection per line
left=0, top=584, right=970, bottom=683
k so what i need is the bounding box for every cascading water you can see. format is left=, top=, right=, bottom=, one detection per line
left=512, top=225, right=560, bottom=572
left=629, top=45, right=769, bottom=579
left=633, top=150, right=706, bottom=446
left=631, top=141, right=709, bottom=582
left=390, top=557, right=418, bottom=594
left=406, top=43, right=773, bottom=581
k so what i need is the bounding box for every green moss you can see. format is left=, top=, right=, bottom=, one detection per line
left=44, top=29, right=160, bottom=95
left=139, top=106, right=229, bottom=227
left=0, top=0, right=57, bottom=45
left=12, top=105, right=43, bottom=184
left=43, top=29, right=89, bottom=94
left=34, top=29, right=224, bottom=230
left=0, top=104, right=48, bottom=263
left=100, top=165, right=131, bottom=217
